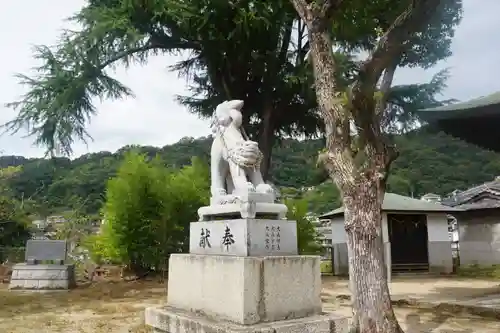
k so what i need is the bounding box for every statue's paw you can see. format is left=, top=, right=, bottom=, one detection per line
left=213, top=188, right=227, bottom=196
left=246, top=182, right=256, bottom=192
left=256, top=183, right=274, bottom=194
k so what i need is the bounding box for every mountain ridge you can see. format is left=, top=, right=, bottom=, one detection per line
left=1, top=130, right=499, bottom=215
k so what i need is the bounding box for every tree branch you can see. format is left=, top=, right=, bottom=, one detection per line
left=99, top=36, right=197, bottom=70
left=289, top=0, right=311, bottom=21
left=278, top=20, right=294, bottom=67
left=99, top=44, right=158, bottom=69
left=311, top=0, right=345, bottom=30
left=359, top=0, right=441, bottom=85
left=376, top=59, right=398, bottom=116
left=290, top=0, right=344, bottom=31
left=347, top=0, right=440, bottom=163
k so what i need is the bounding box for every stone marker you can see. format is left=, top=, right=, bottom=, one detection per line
left=144, top=100, right=347, bottom=333
left=25, top=239, right=67, bottom=264
left=189, top=218, right=297, bottom=256
left=9, top=239, right=76, bottom=290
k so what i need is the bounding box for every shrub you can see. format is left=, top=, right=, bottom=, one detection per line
left=85, top=151, right=209, bottom=274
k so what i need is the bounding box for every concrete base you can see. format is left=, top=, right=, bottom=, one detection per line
left=167, top=254, right=323, bottom=325
left=9, top=263, right=76, bottom=290
left=145, top=306, right=348, bottom=333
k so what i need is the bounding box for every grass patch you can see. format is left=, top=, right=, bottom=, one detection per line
left=0, top=279, right=164, bottom=307
left=0, top=279, right=166, bottom=333
left=457, top=264, right=500, bottom=279
left=321, top=260, right=333, bottom=274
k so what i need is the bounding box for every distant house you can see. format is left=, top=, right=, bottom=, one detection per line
left=46, top=215, right=66, bottom=224
left=420, top=193, right=442, bottom=203
left=31, top=219, right=47, bottom=229
left=320, top=193, right=460, bottom=280
left=441, top=177, right=500, bottom=266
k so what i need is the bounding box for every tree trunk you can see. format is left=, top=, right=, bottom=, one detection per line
left=258, top=104, right=275, bottom=181
left=343, top=177, right=403, bottom=333
left=287, top=1, right=432, bottom=332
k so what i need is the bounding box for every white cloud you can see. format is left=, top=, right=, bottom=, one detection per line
left=0, top=0, right=211, bottom=158
left=0, top=0, right=498, bottom=157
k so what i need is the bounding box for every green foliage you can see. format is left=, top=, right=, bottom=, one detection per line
left=457, top=264, right=500, bottom=279
left=383, top=69, right=457, bottom=134
left=330, top=0, right=462, bottom=67
left=388, top=129, right=500, bottom=197
left=0, top=166, right=23, bottom=199
left=53, top=213, right=97, bottom=244
left=320, top=261, right=333, bottom=274
left=172, top=1, right=320, bottom=144
left=302, top=182, right=342, bottom=215
left=2, top=0, right=317, bottom=161
left=87, top=151, right=209, bottom=272
left=285, top=198, right=322, bottom=255
left=0, top=196, right=31, bottom=257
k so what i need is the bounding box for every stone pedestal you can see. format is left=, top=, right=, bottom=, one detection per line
left=146, top=214, right=347, bottom=333
left=146, top=306, right=347, bottom=333
left=145, top=254, right=347, bottom=332
left=167, top=254, right=321, bottom=324
left=9, top=263, right=76, bottom=290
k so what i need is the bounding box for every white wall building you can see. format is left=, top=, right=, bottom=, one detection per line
left=320, top=193, right=460, bottom=281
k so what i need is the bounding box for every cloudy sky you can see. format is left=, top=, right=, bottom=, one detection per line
left=1, top=0, right=498, bottom=158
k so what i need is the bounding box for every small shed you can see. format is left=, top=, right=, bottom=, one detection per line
left=442, top=177, right=500, bottom=266
left=320, top=193, right=461, bottom=279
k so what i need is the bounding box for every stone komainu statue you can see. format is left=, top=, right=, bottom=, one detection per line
left=210, top=100, right=274, bottom=198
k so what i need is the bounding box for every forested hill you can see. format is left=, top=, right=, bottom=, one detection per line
left=1, top=129, right=500, bottom=216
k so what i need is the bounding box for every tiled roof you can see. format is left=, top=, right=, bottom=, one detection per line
left=451, top=198, right=500, bottom=210
left=442, top=179, right=500, bottom=207
left=417, top=92, right=500, bottom=153
left=320, top=192, right=460, bottom=218
left=418, top=92, right=500, bottom=120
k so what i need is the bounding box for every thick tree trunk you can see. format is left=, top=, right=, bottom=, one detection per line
left=258, top=104, right=275, bottom=181
left=287, top=1, right=436, bottom=332
left=343, top=179, right=403, bottom=333
left=303, top=25, right=402, bottom=333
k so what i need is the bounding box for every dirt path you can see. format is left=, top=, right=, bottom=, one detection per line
left=325, top=301, right=500, bottom=333
left=321, top=276, right=500, bottom=302
left=0, top=278, right=499, bottom=332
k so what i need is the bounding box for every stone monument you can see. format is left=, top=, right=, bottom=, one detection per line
left=145, top=100, right=347, bottom=332
left=9, top=239, right=76, bottom=290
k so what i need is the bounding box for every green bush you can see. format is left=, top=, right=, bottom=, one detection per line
left=0, top=196, right=31, bottom=259
left=285, top=198, right=322, bottom=255
left=85, top=151, right=209, bottom=273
